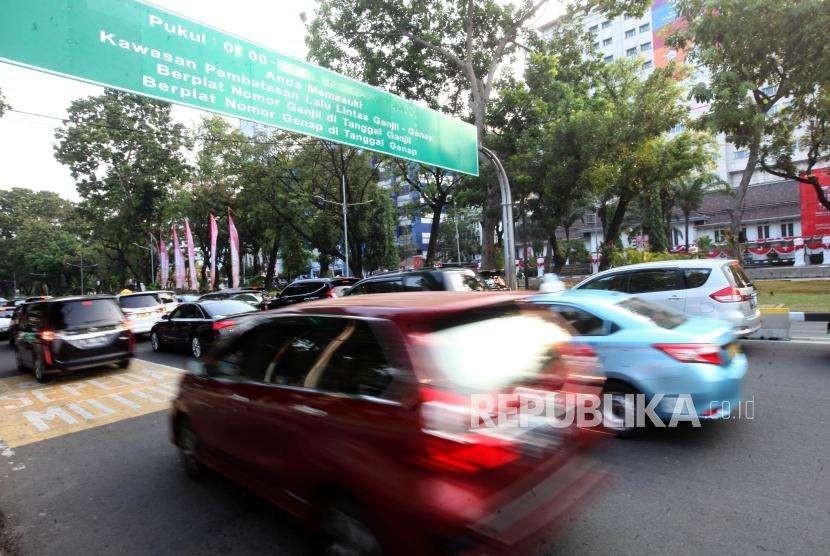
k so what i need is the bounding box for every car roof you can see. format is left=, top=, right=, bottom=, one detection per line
left=531, top=289, right=633, bottom=304
left=576, top=258, right=735, bottom=284
left=36, top=295, right=117, bottom=303
left=117, top=291, right=161, bottom=297
left=273, top=291, right=529, bottom=320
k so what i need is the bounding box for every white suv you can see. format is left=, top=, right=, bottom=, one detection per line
left=573, top=259, right=761, bottom=336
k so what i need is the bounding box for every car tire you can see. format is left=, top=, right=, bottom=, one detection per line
left=117, top=359, right=130, bottom=369
left=150, top=331, right=161, bottom=352
left=177, top=420, right=205, bottom=480
left=190, top=336, right=202, bottom=359
left=33, top=353, right=49, bottom=384
left=602, top=382, right=641, bottom=438
left=317, top=496, right=382, bottom=556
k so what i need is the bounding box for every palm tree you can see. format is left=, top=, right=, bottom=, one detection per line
left=673, top=174, right=730, bottom=252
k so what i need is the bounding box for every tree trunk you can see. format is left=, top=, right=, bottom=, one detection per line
left=263, top=235, right=280, bottom=290
left=425, top=203, right=443, bottom=266
left=684, top=211, right=691, bottom=252
left=550, top=234, right=564, bottom=273
left=599, top=198, right=631, bottom=270
left=730, top=135, right=762, bottom=258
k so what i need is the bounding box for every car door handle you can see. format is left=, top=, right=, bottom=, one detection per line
left=668, top=295, right=683, bottom=300
left=229, top=393, right=249, bottom=402
left=291, top=404, right=327, bottom=417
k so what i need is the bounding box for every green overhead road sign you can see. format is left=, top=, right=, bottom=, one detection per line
left=0, top=0, right=479, bottom=175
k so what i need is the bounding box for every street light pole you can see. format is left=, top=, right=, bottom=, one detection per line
left=479, top=146, right=517, bottom=290
left=453, top=196, right=462, bottom=262
left=342, top=173, right=349, bottom=276
left=66, top=255, right=96, bottom=295
left=133, top=242, right=153, bottom=285
left=314, top=177, right=373, bottom=278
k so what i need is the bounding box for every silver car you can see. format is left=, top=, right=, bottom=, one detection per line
left=573, top=259, right=761, bottom=336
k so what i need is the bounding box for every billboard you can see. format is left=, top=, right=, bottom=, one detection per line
left=0, top=0, right=479, bottom=175
left=800, top=168, right=830, bottom=237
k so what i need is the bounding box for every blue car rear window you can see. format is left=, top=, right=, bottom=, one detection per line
left=617, top=298, right=686, bottom=329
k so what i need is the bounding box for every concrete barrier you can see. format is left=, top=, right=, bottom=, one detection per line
left=749, top=306, right=791, bottom=340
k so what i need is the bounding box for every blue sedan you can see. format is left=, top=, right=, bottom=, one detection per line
left=530, top=289, right=748, bottom=436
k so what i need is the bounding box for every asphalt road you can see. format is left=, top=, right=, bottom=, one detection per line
left=0, top=337, right=828, bottom=555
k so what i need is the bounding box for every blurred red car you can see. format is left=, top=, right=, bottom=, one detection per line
left=171, top=292, right=606, bottom=554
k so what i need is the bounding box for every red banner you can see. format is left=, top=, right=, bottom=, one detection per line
left=209, top=214, right=218, bottom=291
left=184, top=218, right=199, bottom=292
left=800, top=168, right=830, bottom=237
left=159, top=230, right=169, bottom=289
left=228, top=210, right=240, bottom=288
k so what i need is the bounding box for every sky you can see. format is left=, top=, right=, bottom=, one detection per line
left=0, top=0, right=561, bottom=201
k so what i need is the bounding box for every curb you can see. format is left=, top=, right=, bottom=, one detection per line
left=789, top=312, right=830, bottom=322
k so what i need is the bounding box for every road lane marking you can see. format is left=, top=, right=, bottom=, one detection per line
left=0, top=359, right=184, bottom=448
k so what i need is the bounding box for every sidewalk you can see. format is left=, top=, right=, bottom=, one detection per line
left=790, top=320, right=830, bottom=342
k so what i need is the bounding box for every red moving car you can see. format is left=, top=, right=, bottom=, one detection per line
left=171, top=292, right=606, bottom=554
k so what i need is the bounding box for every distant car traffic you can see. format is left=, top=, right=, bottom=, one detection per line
left=197, top=288, right=262, bottom=302
left=345, top=268, right=486, bottom=295
left=150, top=300, right=257, bottom=358
left=171, top=292, right=605, bottom=553
left=176, top=294, right=200, bottom=303
left=0, top=306, right=13, bottom=339
left=146, top=290, right=178, bottom=313
left=572, top=259, right=761, bottom=336
left=13, top=296, right=134, bottom=383
left=117, top=292, right=166, bottom=335
left=531, top=289, right=748, bottom=436
left=262, top=277, right=358, bottom=309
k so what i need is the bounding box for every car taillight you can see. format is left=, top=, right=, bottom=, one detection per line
left=39, top=329, right=54, bottom=365
left=414, top=387, right=519, bottom=474
left=212, top=319, right=236, bottom=332
left=654, top=343, right=723, bottom=365
left=325, top=288, right=336, bottom=298
left=709, top=286, right=749, bottom=303
left=39, top=329, right=55, bottom=342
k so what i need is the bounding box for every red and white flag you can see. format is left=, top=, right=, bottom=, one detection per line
left=228, top=210, right=240, bottom=288
left=159, top=230, right=169, bottom=289
left=184, top=218, right=199, bottom=292
left=172, top=223, right=185, bottom=290
left=209, top=213, right=218, bottom=290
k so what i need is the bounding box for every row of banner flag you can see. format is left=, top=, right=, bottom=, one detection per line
left=157, top=210, right=240, bottom=291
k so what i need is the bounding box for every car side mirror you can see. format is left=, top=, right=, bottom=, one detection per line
left=161, top=314, right=171, bottom=320
left=341, top=287, right=351, bottom=296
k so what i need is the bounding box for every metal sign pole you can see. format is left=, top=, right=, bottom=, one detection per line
left=479, top=147, right=517, bottom=290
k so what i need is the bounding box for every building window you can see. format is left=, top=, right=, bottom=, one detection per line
left=757, top=225, right=770, bottom=240
left=601, top=20, right=611, bottom=29
left=780, top=221, right=794, bottom=237
left=714, top=228, right=728, bottom=243
left=625, top=28, right=636, bottom=38
left=642, top=60, right=653, bottom=70
left=734, top=150, right=749, bottom=159
left=671, top=123, right=685, bottom=134
left=640, top=41, right=652, bottom=52
left=602, top=37, right=612, bottom=46
left=588, top=24, right=598, bottom=33
left=421, top=232, right=431, bottom=244
left=623, top=13, right=633, bottom=20
left=592, top=41, right=600, bottom=49
left=639, top=23, right=650, bottom=33
left=604, top=54, right=614, bottom=62
left=626, top=47, right=637, bottom=57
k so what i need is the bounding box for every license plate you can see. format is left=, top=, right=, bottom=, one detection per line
left=727, top=343, right=741, bottom=358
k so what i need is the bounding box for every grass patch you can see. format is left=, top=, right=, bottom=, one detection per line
left=754, top=279, right=830, bottom=312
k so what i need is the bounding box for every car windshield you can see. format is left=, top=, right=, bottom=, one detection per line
left=50, top=299, right=123, bottom=329
left=616, top=297, right=687, bottom=329
left=417, top=306, right=569, bottom=391
left=443, top=270, right=486, bottom=291
left=119, top=294, right=161, bottom=309
left=202, top=300, right=256, bottom=318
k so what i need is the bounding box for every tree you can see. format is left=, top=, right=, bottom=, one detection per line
left=671, top=0, right=829, bottom=253
left=396, top=162, right=463, bottom=266
left=0, top=188, right=89, bottom=296
left=306, top=0, right=650, bottom=269
left=758, top=88, right=830, bottom=212
left=672, top=173, right=728, bottom=252
left=0, top=86, right=9, bottom=117
left=54, top=89, right=191, bottom=286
